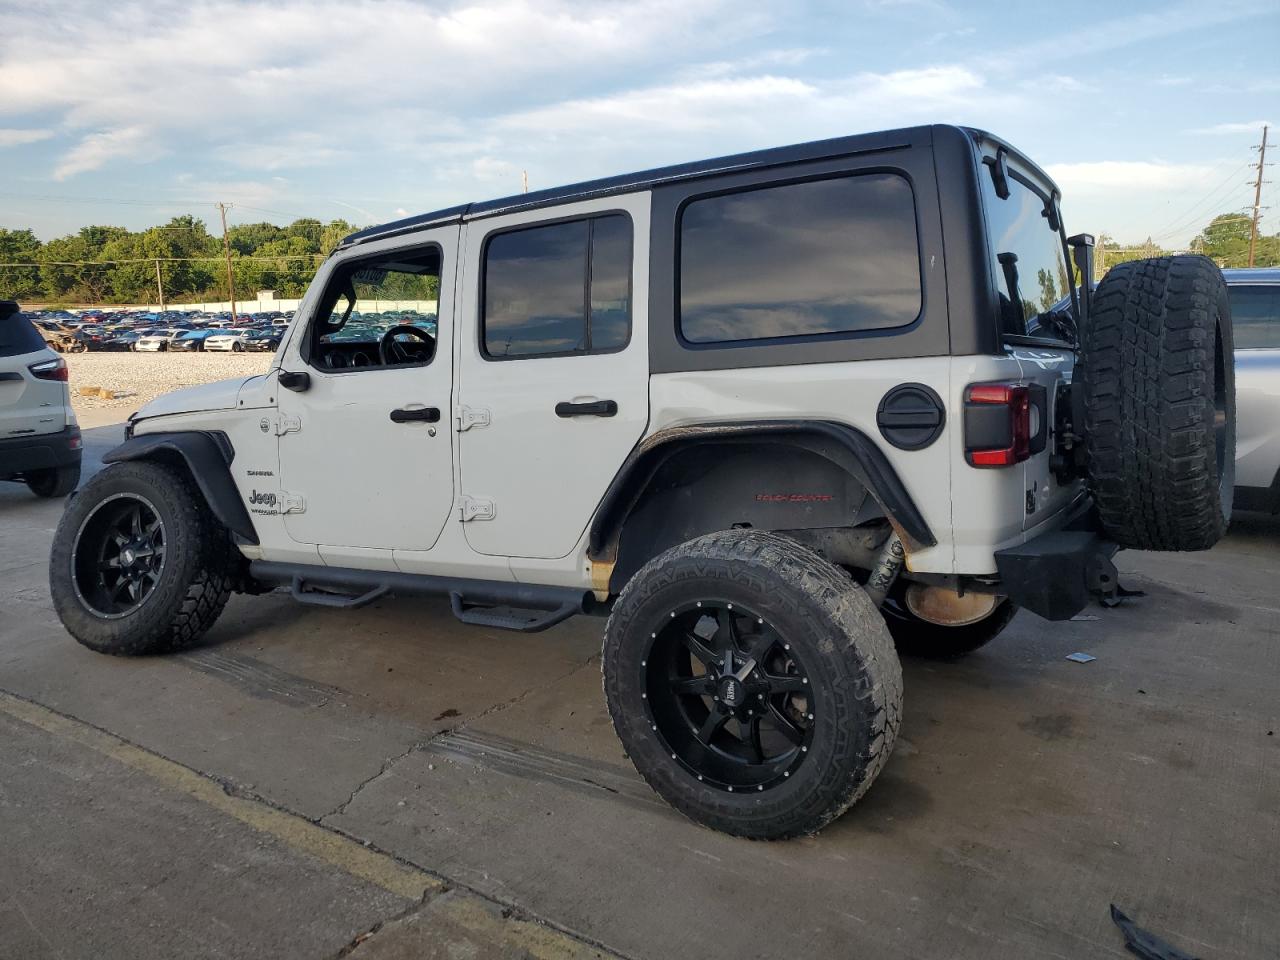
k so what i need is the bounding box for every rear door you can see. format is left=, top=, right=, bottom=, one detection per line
left=0, top=307, right=66, bottom=439
left=975, top=147, right=1081, bottom=529
left=456, top=193, right=650, bottom=559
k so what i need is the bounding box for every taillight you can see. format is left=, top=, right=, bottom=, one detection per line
left=964, top=383, right=1030, bottom=467
left=29, top=357, right=69, bottom=382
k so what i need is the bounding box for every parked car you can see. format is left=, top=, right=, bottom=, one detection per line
left=135, top=329, right=185, bottom=352
left=243, top=329, right=282, bottom=352
left=1225, top=267, right=1280, bottom=514
left=0, top=301, right=81, bottom=497
left=37, top=322, right=85, bottom=353
left=101, top=330, right=143, bottom=352
left=172, top=330, right=219, bottom=352
left=203, top=328, right=252, bottom=352
left=48, top=125, right=1235, bottom=840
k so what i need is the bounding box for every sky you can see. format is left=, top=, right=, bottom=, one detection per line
left=0, top=0, right=1276, bottom=248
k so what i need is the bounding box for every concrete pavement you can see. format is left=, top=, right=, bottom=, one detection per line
left=1, top=423, right=1276, bottom=958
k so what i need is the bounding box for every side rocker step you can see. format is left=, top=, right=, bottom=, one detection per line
left=250, top=560, right=595, bottom=633
left=449, top=592, right=580, bottom=633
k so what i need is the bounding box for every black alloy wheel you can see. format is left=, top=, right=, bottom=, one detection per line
left=645, top=600, right=814, bottom=793
left=71, top=493, right=167, bottom=618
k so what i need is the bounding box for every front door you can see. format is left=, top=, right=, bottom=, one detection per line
left=275, top=228, right=457, bottom=552
left=456, top=194, right=650, bottom=559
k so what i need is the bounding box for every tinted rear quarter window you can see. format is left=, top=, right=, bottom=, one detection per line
left=0, top=310, right=49, bottom=358
left=678, top=173, right=921, bottom=345
left=482, top=214, right=632, bottom=359
left=1229, top=285, right=1280, bottom=349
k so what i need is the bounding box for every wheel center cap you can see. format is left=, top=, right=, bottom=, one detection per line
left=121, top=548, right=135, bottom=565
left=718, top=676, right=744, bottom=709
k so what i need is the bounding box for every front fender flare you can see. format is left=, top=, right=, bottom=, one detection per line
left=102, top=431, right=259, bottom=544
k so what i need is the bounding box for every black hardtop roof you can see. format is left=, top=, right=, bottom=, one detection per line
left=338, top=124, right=1053, bottom=250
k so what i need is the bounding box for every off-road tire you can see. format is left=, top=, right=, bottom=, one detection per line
left=603, top=529, right=903, bottom=840
left=882, top=595, right=1017, bottom=659
left=49, top=460, right=236, bottom=655
left=1081, top=255, right=1234, bottom=550
left=26, top=463, right=81, bottom=498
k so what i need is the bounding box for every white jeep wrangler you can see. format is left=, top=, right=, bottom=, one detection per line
left=50, top=126, right=1234, bottom=839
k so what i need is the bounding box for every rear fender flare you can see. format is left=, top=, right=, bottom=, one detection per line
left=101, top=431, right=258, bottom=544
left=588, top=420, right=934, bottom=578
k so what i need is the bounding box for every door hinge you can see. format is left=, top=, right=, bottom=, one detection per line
left=276, top=414, right=301, bottom=436
left=456, top=405, right=491, bottom=432
left=458, top=495, right=495, bottom=522
left=281, top=491, right=306, bottom=515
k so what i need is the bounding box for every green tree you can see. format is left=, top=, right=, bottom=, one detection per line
left=1193, top=211, right=1279, bottom=267
left=0, top=228, right=43, bottom=300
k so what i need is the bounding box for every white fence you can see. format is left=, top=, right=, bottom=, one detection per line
left=72, top=299, right=440, bottom=316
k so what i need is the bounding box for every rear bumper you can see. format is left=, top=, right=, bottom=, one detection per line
left=993, top=501, right=1120, bottom=621
left=0, top=424, right=82, bottom=478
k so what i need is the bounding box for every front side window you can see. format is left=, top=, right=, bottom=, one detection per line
left=308, top=247, right=441, bottom=371
left=482, top=213, right=632, bottom=359
left=1229, top=285, right=1280, bottom=349
left=980, top=164, right=1073, bottom=341
left=678, top=173, right=921, bottom=344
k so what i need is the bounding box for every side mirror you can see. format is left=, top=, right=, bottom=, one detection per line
left=1067, top=233, right=1095, bottom=324
left=279, top=370, right=310, bottom=393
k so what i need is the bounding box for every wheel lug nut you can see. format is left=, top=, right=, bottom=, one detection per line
left=757, top=785, right=763, bottom=791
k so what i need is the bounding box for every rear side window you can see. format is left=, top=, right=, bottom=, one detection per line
left=1229, top=285, right=1280, bottom=349
left=482, top=213, right=632, bottom=359
left=979, top=164, right=1073, bottom=341
left=678, top=173, right=921, bottom=344
left=0, top=309, right=48, bottom=357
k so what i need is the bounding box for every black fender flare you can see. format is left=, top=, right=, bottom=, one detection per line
left=101, top=431, right=259, bottom=544
left=588, top=420, right=935, bottom=565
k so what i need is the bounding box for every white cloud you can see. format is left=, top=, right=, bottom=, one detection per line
left=1047, top=160, right=1218, bottom=195
left=53, top=126, right=152, bottom=179
left=0, top=127, right=53, bottom=148
left=1186, top=120, right=1273, bottom=135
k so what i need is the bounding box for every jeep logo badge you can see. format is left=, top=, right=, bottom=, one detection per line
left=248, top=489, right=277, bottom=507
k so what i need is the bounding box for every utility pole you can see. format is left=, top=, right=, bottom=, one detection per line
left=154, top=259, right=165, bottom=311
left=1248, top=125, right=1269, bottom=268
left=216, top=202, right=238, bottom=324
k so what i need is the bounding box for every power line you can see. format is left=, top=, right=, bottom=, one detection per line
left=0, top=255, right=324, bottom=267
left=1142, top=162, right=1253, bottom=242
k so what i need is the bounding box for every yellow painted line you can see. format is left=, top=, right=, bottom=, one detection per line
left=0, top=691, right=438, bottom=902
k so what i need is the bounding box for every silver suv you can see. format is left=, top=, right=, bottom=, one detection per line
left=0, top=301, right=82, bottom=498
left=46, top=127, right=1235, bottom=839
left=1226, top=268, right=1280, bottom=514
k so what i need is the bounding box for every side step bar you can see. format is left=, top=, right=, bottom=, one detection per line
left=251, top=561, right=596, bottom=634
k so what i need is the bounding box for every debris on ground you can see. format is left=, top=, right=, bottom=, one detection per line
left=1065, top=652, right=1097, bottom=663
left=1110, top=904, right=1199, bottom=960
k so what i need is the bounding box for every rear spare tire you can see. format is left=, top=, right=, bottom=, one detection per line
left=1080, top=255, right=1234, bottom=550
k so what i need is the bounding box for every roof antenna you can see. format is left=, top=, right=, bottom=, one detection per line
left=522, top=170, right=529, bottom=194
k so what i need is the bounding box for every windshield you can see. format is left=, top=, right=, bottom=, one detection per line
left=980, top=157, right=1075, bottom=342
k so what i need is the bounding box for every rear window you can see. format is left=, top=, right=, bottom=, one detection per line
left=1229, top=285, right=1280, bottom=349
left=678, top=173, right=921, bottom=344
left=0, top=309, right=48, bottom=357
left=979, top=162, right=1073, bottom=341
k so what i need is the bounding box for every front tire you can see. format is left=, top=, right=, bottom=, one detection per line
left=49, top=461, right=236, bottom=655
left=604, top=530, right=902, bottom=840
left=26, top=463, right=81, bottom=498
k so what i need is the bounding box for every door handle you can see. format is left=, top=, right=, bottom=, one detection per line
left=555, top=399, right=618, bottom=418
left=389, top=406, right=441, bottom=423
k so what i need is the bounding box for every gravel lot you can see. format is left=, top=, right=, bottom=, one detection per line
left=66, top=352, right=273, bottom=424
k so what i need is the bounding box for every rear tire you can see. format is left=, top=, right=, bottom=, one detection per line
left=26, top=463, right=81, bottom=498
left=883, top=596, right=1017, bottom=659
left=1081, top=255, right=1234, bottom=550
left=49, top=461, right=236, bottom=655
left=604, top=530, right=902, bottom=839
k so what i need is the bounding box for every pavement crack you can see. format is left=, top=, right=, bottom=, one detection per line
left=324, top=739, right=429, bottom=820
left=458, top=655, right=598, bottom=729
